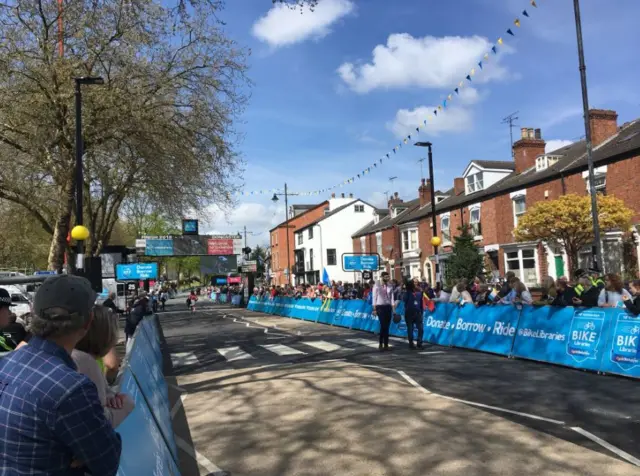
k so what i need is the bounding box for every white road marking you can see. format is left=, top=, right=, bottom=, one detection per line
left=261, top=344, right=306, bottom=356
left=397, top=370, right=565, bottom=425
left=170, top=394, right=188, bottom=419
left=216, top=346, right=254, bottom=361
left=176, top=436, right=225, bottom=474
left=171, top=352, right=200, bottom=368
left=346, top=338, right=380, bottom=348
left=571, top=427, right=640, bottom=467
left=302, top=340, right=345, bottom=352
left=419, top=351, right=446, bottom=355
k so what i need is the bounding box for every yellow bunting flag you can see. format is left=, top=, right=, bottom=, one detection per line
left=470, top=68, right=476, bottom=76
left=514, top=18, right=521, bottom=27
left=484, top=53, right=489, bottom=60
left=447, top=94, right=452, bottom=101
left=531, top=0, right=537, bottom=7
left=497, top=37, right=503, bottom=45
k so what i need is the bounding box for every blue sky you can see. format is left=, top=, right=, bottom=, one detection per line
left=203, top=0, right=640, bottom=247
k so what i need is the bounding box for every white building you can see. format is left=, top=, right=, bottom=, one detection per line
left=293, top=196, right=376, bottom=284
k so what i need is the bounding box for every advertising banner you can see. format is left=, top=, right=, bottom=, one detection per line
left=452, top=304, right=520, bottom=356
left=599, top=310, right=640, bottom=378
left=422, top=303, right=458, bottom=346
left=146, top=239, right=174, bottom=256
left=200, top=256, right=238, bottom=275
left=207, top=238, right=234, bottom=255
left=342, top=254, right=380, bottom=271
left=116, top=263, right=158, bottom=281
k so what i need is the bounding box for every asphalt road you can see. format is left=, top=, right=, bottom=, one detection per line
left=159, top=299, right=640, bottom=476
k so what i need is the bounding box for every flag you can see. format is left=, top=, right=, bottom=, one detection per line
left=507, top=29, right=514, bottom=36
left=498, top=37, right=503, bottom=45
left=466, top=74, right=472, bottom=81
left=523, top=9, right=529, bottom=17
left=492, top=46, right=497, bottom=54
left=423, top=292, right=435, bottom=312
left=322, top=268, right=330, bottom=285
left=514, top=18, right=521, bottom=27
left=531, top=0, right=537, bottom=7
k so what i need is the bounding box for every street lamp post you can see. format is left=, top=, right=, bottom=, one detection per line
left=272, top=183, right=298, bottom=286
left=415, top=141, right=441, bottom=286
left=73, top=76, right=104, bottom=272
left=572, top=0, right=602, bottom=273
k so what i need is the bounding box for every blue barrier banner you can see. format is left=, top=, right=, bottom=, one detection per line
left=352, top=301, right=379, bottom=333
left=117, top=368, right=181, bottom=476
left=127, top=327, right=178, bottom=461
left=452, top=304, right=520, bottom=356
left=318, top=298, right=338, bottom=324
left=331, top=299, right=363, bottom=329
left=599, top=310, right=640, bottom=378
left=511, top=306, right=608, bottom=372
left=423, top=303, right=458, bottom=346
left=231, top=295, right=242, bottom=306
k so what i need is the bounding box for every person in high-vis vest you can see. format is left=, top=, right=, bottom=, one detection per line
left=574, top=268, right=606, bottom=297
left=0, top=288, right=17, bottom=351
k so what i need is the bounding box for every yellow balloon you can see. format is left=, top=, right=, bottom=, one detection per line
left=431, top=236, right=442, bottom=247
left=71, top=225, right=90, bottom=241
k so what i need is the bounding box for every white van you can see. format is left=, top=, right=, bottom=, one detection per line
left=0, top=285, right=31, bottom=318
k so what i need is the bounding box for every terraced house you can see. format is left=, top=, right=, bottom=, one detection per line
left=352, top=109, right=640, bottom=287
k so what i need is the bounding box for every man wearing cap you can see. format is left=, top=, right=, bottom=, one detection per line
left=0, top=288, right=17, bottom=351
left=0, top=275, right=122, bottom=475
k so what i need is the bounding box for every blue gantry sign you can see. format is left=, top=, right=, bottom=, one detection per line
left=342, top=254, right=380, bottom=271
left=116, top=263, right=159, bottom=281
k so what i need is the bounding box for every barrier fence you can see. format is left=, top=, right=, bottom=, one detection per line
left=247, top=296, right=640, bottom=380
left=116, top=316, right=181, bottom=475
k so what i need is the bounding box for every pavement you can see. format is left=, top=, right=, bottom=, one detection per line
left=158, top=298, right=640, bottom=476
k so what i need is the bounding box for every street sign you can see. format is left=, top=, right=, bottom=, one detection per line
left=34, top=270, right=57, bottom=276
left=362, top=270, right=372, bottom=281
left=342, top=254, right=380, bottom=271
left=115, top=263, right=158, bottom=281
left=241, top=263, right=257, bottom=273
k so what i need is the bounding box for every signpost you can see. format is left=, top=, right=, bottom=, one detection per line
left=362, top=270, right=372, bottom=282
left=115, top=263, right=159, bottom=281
left=342, top=253, right=380, bottom=272
left=241, top=261, right=258, bottom=273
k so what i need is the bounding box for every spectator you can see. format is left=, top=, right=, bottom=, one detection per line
left=599, top=273, right=632, bottom=308
left=0, top=275, right=121, bottom=475
left=160, top=290, right=168, bottom=311
left=72, top=305, right=134, bottom=428
left=474, top=284, right=491, bottom=306
left=372, top=271, right=395, bottom=352
left=102, top=292, right=118, bottom=314
left=0, top=288, right=17, bottom=351
left=403, top=280, right=424, bottom=349
left=622, top=280, right=640, bottom=316
left=453, top=281, right=473, bottom=305
left=498, top=271, right=516, bottom=299
left=513, top=281, right=533, bottom=305
left=552, top=277, right=577, bottom=307
left=538, top=276, right=557, bottom=304
left=571, top=276, right=600, bottom=308
left=435, top=284, right=451, bottom=303
left=126, top=292, right=150, bottom=342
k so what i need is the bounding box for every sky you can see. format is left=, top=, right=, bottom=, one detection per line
left=202, top=0, right=640, bottom=248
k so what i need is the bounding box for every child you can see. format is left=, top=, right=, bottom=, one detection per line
left=72, top=305, right=134, bottom=428
left=187, top=290, right=198, bottom=312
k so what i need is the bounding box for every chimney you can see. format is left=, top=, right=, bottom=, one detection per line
left=453, top=177, right=464, bottom=196
left=349, top=193, right=354, bottom=199
left=589, top=109, right=618, bottom=147
left=513, top=127, right=546, bottom=173
left=419, top=178, right=432, bottom=207
left=331, top=193, right=336, bottom=198
left=388, top=191, right=403, bottom=210
left=341, top=193, right=345, bottom=198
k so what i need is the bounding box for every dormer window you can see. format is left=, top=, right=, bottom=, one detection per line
left=392, top=207, right=406, bottom=218
left=535, top=155, right=560, bottom=172
left=466, top=172, right=483, bottom=194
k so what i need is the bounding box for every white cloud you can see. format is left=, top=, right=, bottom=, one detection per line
left=202, top=202, right=283, bottom=247
left=388, top=106, right=473, bottom=138
left=338, top=33, right=512, bottom=94
left=545, top=139, right=574, bottom=153
left=252, top=0, right=354, bottom=48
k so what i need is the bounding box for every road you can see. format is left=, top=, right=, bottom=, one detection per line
left=160, top=299, right=640, bottom=476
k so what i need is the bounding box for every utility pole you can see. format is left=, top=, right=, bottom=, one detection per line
left=418, top=158, right=426, bottom=181
left=573, top=0, right=602, bottom=273
left=243, top=226, right=247, bottom=249
left=501, top=111, right=519, bottom=158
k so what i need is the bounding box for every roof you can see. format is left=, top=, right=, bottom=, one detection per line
left=470, top=160, right=516, bottom=170
left=295, top=199, right=379, bottom=234
left=269, top=200, right=329, bottom=232
left=291, top=204, right=317, bottom=210
left=352, top=198, right=421, bottom=238
left=398, top=119, right=640, bottom=224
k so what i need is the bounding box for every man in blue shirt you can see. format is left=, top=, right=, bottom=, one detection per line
left=0, top=275, right=122, bottom=475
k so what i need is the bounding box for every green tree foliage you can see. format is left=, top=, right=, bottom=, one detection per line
left=444, top=224, right=484, bottom=286
left=250, top=245, right=268, bottom=276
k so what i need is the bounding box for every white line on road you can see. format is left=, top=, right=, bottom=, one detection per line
left=261, top=344, right=307, bottom=356
left=171, top=352, right=200, bottom=368
left=216, top=346, right=254, bottom=361
left=571, top=426, right=640, bottom=467
left=170, top=394, right=188, bottom=419
left=346, top=338, right=380, bottom=348
left=397, top=371, right=432, bottom=395
left=176, top=436, right=225, bottom=474
left=419, top=351, right=446, bottom=355
left=302, top=340, right=345, bottom=352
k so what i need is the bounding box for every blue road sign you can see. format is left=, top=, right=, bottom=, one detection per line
left=34, top=270, right=57, bottom=276
left=116, top=263, right=158, bottom=281
left=342, top=254, right=380, bottom=271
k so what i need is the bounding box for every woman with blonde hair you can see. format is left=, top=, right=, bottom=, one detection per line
left=72, top=305, right=134, bottom=428
left=598, top=273, right=632, bottom=308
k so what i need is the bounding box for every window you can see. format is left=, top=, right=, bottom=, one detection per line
left=513, top=196, right=526, bottom=226
left=402, top=229, right=418, bottom=252
left=272, top=233, right=278, bottom=246
left=309, top=249, right=314, bottom=270
left=469, top=208, right=481, bottom=237
left=441, top=216, right=451, bottom=243
left=354, top=204, right=365, bottom=213
left=466, top=172, right=484, bottom=194
left=587, top=175, right=607, bottom=195
left=308, top=227, right=314, bottom=240
left=297, top=233, right=303, bottom=245
left=505, top=249, right=537, bottom=287
left=360, top=236, right=366, bottom=253
left=327, top=249, right=337, bottom=266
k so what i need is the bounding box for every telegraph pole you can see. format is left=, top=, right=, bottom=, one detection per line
left=501, top=111, right=519, bottom=158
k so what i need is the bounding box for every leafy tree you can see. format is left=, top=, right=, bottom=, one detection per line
left=273, top=0, right=318, bottom=11
left=515, top=194, right=634, bottom=274
left=0, top=0, right=247, bottom=270
left=250, top=245, right=268, bottom=276
left=0, top=200, right=50, bottom=271
left=444, top=224, right=484, bottom=286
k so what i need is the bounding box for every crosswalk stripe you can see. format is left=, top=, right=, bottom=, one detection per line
left=302, top=341, right=345, bottom=352
left=346, top=338, right=380, bottom=348
left=260, top=344, right=307, bottom=356
left=216, top=346, right=254, bottom=361
left=171, top=352, right=200, bottom=367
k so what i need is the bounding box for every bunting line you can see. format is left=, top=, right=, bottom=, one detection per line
left=235, top=0, right=541, bottom=198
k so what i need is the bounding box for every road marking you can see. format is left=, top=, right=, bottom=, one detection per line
left=216, top=346, right=254, bottom=361
left=571, top=427, right=640, bottom=467
left=302, top=340, right=345, bottom=352
left=419, top=351, right=446, bottom=355
left=346, top=338, right=380, bottom=348
left=396, top=370, right=565, bottom=425
left=261, top=344, right=307, bottom=356
left=170, top=394, right=188, bottom=419
left=176, top=436, right=226, bottom=474
left=171, top=352, right=200, bottom=368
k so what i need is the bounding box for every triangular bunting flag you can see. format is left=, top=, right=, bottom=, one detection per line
left=423, top=120, right=427, bottom=125
left=403, top=138, right=407, bottom=144
left=408, top=134, right=411, bottom=140
left=454, top=88, right=459, bottom=94
left=484, top=53, right=489, bottom=60
left=531, top=0, right=537, bottom=7
left=386, top=153, right=389, bottom=158
left=523, top=9, right=529, bottom=17
left=442, top=100, right=447, bottom=109
left=498, top=37, right=503, bottom=45
left=374, top=163, right=377, bottom=167
left=514, top=18, right=521, bottom=27
left=478, top=61, right=483, bottom=69
left=434, top=109, right=437, bottom=116
left=507, top=29, right=514, bottom=36
left=357, top=174, right=360, bottom=178
left=470, top=68, right=475, bottom=76
left=459, top=81, right=464, bottom=87
left=466, top=75, right=472, bottom=81
left=492, top=46, right=497, bottom=54
left=447, top=94, right=452, bottom=101
left=393, top=149, right=396, bottom=154
left=415, top=127, right=419, bottom=133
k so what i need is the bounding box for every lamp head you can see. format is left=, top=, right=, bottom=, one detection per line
left=271, top=193, right=279, bottom=202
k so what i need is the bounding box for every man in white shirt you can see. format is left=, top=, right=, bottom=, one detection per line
left=372, top=271, right=395, bottom=351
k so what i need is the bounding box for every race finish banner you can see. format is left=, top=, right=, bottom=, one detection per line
left=137, top=235, right=242, bottom=257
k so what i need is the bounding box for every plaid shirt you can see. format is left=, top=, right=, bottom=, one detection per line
left=0, top=337, right=122, bottom=475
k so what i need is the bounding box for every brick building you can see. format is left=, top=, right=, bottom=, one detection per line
left=353, top=109, right=640, bottom=286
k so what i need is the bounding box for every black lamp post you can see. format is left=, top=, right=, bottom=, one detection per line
left=74, top=76, right=104, bottom=272
left=415, top=141, right=440, bottom=286
left=271, top=183, right=299, bottom=285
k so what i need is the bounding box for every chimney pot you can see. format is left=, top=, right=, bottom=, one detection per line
left=534, top=128, right=542, bottom=140
left=520, top=127, right=527, bottom=139
left=349, top=193, right=353, bottom=198
left=527, top=128, right=534, bottom=139
left=394, top=192, right=399, bottom=198
left=331, top=193, right=335, bottom=198
left=341, top=193, right=345, bottom=198
left=421, top=178, right=426, bottom=185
